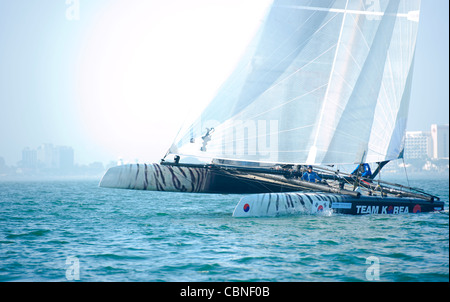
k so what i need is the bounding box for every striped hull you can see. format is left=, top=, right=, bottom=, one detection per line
left=99, top=164, right=444, bottom=215
left=99, top=163, right=304, bottom=194
left=233, top=193, right=445, bottom=217
left=99, top=163, right=211, bottom=193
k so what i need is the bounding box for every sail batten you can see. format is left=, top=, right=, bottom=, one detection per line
left=169, top=0, right=421, bottom=166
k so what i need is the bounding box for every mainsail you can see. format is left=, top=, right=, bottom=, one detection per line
left=99, top=0, right=445, bottom=213
left=168, top=0, right=421, bottom=166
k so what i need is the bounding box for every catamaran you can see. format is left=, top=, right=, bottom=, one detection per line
left=100, top=0, right=444, bottom=216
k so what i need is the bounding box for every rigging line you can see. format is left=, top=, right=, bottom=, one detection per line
left=385, top=51, right=403, bottom=110
left=371, top=53, right=417, bottom=157
left=382, top=16, right=418, bottom=122
left=324, top=126, right=371, bottom=144
left=348, top=13, right=370, bottom=50
left=322, top=72, right=395, bottom=149
left=252, top=41, right=337, bottom=102
left=386, top=52, right=398, bottom=122
left=201, top=123, right=314, bottom=146
left=407, top=8, right=417, bottom=63
left=206, top=147, right=359, bottom=156
left=309, top=0, right=349, bottom=158
left=278, top=4, right=414, bottom=19
left=184, top=3, right=278, bottom=118
left=367, top=133, right=396, bottom=153
left=367, top=122, right=396, bottom=158
left=229, top=44, right=336, bottom=121
left=173, top=36, right=280, bottom=140
left=330, top=73, right=391, bottom=128
left=225, top=8, right=337, bottom=101
left=349, top=5, right=408, bottom=102
left=340, top=43, right=363, bottom=71
left=370, top=89, right=398, bottom=135
left=259, top=6, right=324, bottom=69
left=205, top=83, right=327, bottom=136
left=349, top=11, right=396, bottom=114
left=377, top=161, right=383, bottom=196
left=204, top=124, right=390, bottom=161
left=177, top=4, right=414, bottom=155
left=247, top=12, right=341, bottom=97
left=399, top=6, right=405, bottom=89
left=176, top=9, right=343, bottom=140
left=241, top=79, right=328, bottom=121
left=189, top=9, right=340, bottom=126
left=401, top=156, right=410, bottom=187
left=190, top=6, right=328, bottom=120
left=376, top=84, right=395, bottom=129
left=348, top=11, right=397, bottom=116
left=347, top=13, right=390, bottom=128
left=276, top=150, right=357, bottom=157
left=200, top=33, right=337, bottom=125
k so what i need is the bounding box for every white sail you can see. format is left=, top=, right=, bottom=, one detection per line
left=169, top=0, right=421, bottom=165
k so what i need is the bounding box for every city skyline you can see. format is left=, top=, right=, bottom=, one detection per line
left=0, top=1, right=449, bottom=166
left=0, top=142, right=110, bottom=178
left=404, top=124, right=449, bottom=160
left=2, top=122, right=447, bottom=167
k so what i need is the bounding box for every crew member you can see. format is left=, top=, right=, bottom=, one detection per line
left=351, top=163, right=372, bottom=178
left=302, top=165, right=322, bottom=183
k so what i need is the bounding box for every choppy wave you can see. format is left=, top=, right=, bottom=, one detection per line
left=0, top=178, right=448, bottom=282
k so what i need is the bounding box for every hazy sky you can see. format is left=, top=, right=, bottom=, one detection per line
left=0, top=0, right=448, bottom=166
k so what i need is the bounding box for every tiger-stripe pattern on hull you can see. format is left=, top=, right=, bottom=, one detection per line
left=233, top=192, right=340, bottom=217
left=99, top=164, right=445, bottom=216
left=99, top=164, right=210, bottom=193
left=232, top=192, right=445, bottom=216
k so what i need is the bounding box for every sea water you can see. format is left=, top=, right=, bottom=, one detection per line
left=0, top=175, right=448, bottom=282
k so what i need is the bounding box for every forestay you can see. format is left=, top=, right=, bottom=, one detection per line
left=168, top=0, right=421, bottom=165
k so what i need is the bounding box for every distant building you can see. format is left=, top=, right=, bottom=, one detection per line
left=56, top=146, right=74, bottom=172
left=22, top=147, right=38, bottom=169
left=431, top=124, right=449, bottom=159
left=404, top=124, right=449, bottom=160
left=404, top=131, right=432, bottom=159
left=0, top=156, right=7, bottom=173
left=22, top=144, right=74, bottom=172
left=36, top=144, right=54, bottom=169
